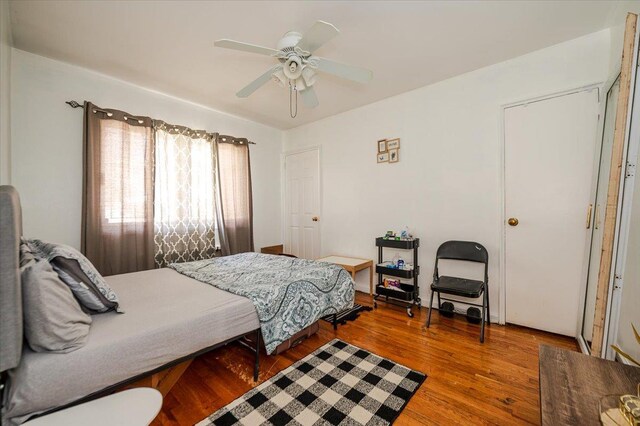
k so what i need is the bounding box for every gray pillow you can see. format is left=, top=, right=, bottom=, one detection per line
left=20, top=257, right=92, bottom=353
left=24, top=238, right=121, bottom=313
left=51, top=257, right=120, bottom=313
left=19, top=242, right=35, bottom=268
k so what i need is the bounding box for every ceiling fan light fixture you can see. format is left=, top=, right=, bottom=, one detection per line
left=301, top=67, right=317, bottom=87
left=272, top=69, right=287, bottom=87
left=283, top=56, right=303, bottom=80
left=295, top=77, right=306, bottom=91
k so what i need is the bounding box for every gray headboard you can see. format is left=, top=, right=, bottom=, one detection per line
left=0, top=185, right=23, bottom=373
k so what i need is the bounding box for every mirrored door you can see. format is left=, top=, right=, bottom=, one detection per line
left=580, top=74, right=620, bottom=350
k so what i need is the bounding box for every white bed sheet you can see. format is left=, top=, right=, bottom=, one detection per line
left=4, top=268, right=259, bottom=425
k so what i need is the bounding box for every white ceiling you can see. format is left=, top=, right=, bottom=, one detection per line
left=10, top=1, right=624, bottom=130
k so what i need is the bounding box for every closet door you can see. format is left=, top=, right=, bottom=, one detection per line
left=284, top=148, right=321, bottom=259
left=504, top=89, right=599, bottom=336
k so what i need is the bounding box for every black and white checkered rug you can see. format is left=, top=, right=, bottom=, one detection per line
left=198, top=339, right=426, bottom=426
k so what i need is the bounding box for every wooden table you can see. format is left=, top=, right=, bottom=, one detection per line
left=539, top=344, right=640, bottom=425
left=316, top=255, right=374, bottom=295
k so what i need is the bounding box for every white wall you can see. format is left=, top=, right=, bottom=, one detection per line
left=0, top=0, right=11, bottom=184
left=11, top=49, right=283, bottom=251
left=283, top=30, right=611, bottom=321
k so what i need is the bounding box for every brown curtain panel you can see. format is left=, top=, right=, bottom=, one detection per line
left=216, top=137, right=254, bottom=255
left=82, top=102, right=156, bottom=275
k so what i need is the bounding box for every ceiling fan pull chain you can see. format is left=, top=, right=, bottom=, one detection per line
left=289, top=82, right=298, bottom=118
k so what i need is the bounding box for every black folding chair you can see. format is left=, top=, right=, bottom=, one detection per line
left=426, top=241, right=490, bottom=343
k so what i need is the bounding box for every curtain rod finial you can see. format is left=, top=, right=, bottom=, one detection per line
left=66, top=100, right=83, bottom=109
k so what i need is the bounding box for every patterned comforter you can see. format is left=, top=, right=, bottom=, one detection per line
left=169, top=253, right=355, bottom=354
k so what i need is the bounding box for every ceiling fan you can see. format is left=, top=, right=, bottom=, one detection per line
left=214, top=21, right=373, bottom=117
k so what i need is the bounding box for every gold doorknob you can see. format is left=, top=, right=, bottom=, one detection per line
left=312, top=216, right=319, bottom=222
left=508, top=217, right=519, bottom=226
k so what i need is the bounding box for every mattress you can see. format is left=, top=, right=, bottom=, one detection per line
left=3, top=268, right=259, bottom=425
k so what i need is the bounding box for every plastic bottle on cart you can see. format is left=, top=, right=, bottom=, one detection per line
left=401, top=226, right=410, bottom=240
left=391, top=253, right=400, bottom=268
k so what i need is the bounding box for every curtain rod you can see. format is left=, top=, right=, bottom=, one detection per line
left=65, top=100, right=256, bottom=145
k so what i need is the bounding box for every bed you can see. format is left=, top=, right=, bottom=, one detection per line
left=0, top=186, right=354, bottom=425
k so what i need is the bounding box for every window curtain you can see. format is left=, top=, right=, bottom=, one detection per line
left=216, top=136, right=254, bottom=255
left=81, top=102, right=156, bottom=275
left=153, top=122, right=218, bottom=267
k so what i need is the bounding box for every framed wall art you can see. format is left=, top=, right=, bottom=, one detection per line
left=377, top=139, right=387, bottom=153
left=386, top=138, right=400, bottom=150
left=389, top=148, right=399, bottom=163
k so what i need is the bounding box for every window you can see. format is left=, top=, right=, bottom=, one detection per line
left=83, top=101, right=253, bottom=275
left=101, top=120, right=151, bottom=225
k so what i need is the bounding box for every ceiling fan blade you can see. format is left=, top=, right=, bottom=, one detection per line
left=312, top=57, right=373, bottom=84
left=236, top=65, right=282, bottom=98
left=296, top=21, right=339, bottom=53
left=214, top=39, right=279, bottom=56
left=299, top=86, right=319, bottom=108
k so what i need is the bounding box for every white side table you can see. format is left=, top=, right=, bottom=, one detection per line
left=24, top=388, right=162, bottom=426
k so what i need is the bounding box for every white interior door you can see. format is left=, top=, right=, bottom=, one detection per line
left=505, top=89, right=600, bottom=336
left=284, top=148, right=320, bottom=259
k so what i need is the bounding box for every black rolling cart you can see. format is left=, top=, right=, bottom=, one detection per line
left=374, top=237, right=420, bottom=317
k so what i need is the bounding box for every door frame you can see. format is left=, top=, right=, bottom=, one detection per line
left=576, top=72, right=621, bottom=354
left=499, top=83, right=602, bottom=326
left=280, top=145, right=322, bottom=257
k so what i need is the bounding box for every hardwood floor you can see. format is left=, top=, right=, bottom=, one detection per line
left=154, top=292, right=577, bottom=425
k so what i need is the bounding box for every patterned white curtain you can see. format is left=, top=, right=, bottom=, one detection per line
left=153, top=122, right=219, bottom=267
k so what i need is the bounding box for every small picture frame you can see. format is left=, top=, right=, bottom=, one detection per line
left=389, top=148, right=399, bottom=163
left=386, top=138, right=400, bottom=150
left=377, top=139, right=387, bottom=153
left=377, top=152, right=389, bottom=163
